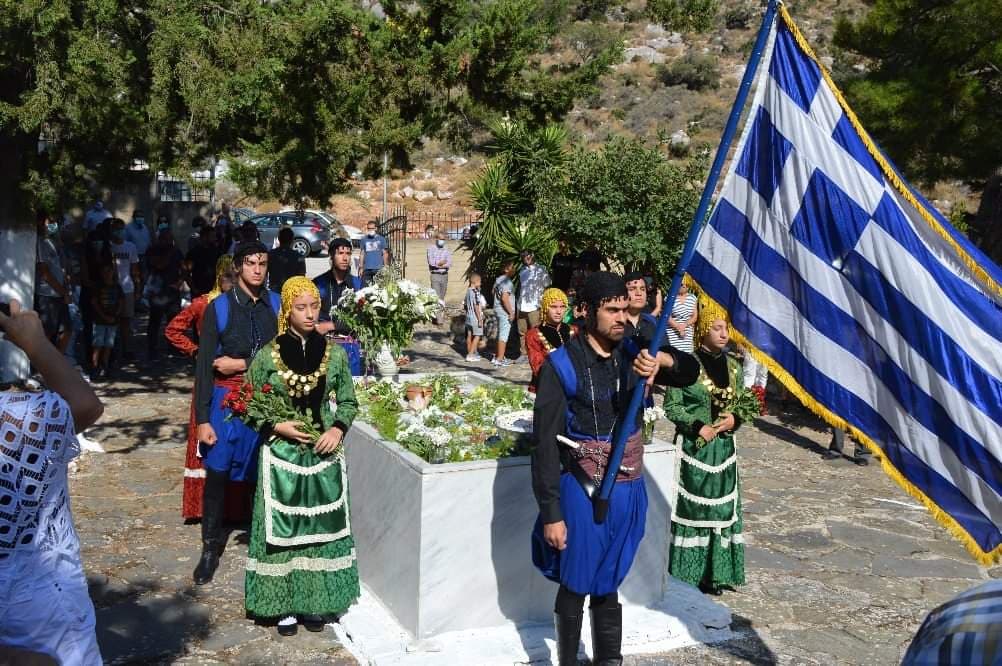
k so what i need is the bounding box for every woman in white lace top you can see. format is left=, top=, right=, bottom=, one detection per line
left=0, top=299, right=104, bottom=665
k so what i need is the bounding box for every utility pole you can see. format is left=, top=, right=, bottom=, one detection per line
left=382, top=151, right=388, bottom=223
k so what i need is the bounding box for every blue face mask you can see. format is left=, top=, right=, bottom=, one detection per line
left=46, top=223, right=59, bottom=236
left=133, top=218, right=145, bottom=227
left=157, top=223, right=170, bottom=232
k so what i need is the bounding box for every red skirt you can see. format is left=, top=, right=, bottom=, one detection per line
left=181, top=387, right=253, bottom=522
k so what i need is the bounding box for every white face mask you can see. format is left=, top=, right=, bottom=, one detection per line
left=436, top=239, right=445, bottom=248
left=367, top=230, right=375, bottom=237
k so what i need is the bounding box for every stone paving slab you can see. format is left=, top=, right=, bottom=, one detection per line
left=69, top=325, right=1000, bottom=664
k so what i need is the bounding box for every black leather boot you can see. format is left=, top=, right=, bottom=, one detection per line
left=554, top=611, right=583, bottom=666
left=193, top=469, right=227, bottom=585
left=590, top=603, right=623, bottom=666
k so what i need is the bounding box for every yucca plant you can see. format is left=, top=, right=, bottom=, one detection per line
left=470, top=118, right=567, bottom=279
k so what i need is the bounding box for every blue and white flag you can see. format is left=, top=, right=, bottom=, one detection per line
left=689, top=7, right=1002, bottom=563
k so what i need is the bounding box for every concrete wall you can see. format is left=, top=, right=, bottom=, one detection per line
left=88, top=173, right=216, bottom=252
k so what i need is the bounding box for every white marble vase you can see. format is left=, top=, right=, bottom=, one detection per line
left=343, top=371, right=681, bottom=640
left=372, top=342, right=398, bottom=379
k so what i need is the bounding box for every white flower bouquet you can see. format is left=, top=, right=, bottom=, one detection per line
left=354, top=374, right=535, bottom=463
left=336, top=267, right=439, bottom=360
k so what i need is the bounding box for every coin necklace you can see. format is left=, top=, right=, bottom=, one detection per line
left=272, top=342, right=331, bottom=398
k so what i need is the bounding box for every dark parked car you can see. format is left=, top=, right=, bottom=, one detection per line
left=248, top=212, right=330, bottom=257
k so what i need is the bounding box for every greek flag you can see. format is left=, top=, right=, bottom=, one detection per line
left=689, top=7, right=1002, bottom=563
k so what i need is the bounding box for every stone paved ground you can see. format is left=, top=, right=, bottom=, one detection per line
left=72, top=322, right=1000, bottom=664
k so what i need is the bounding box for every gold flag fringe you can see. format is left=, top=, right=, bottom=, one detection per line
left=691, top=282, right=1002, bottom=565
left=777, top=4, right=1002, bottom=301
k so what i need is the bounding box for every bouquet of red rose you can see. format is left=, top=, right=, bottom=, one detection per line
left=223, top=382, right=323, bottom=449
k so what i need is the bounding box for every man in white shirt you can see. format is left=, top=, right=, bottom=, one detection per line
left=110, top=218, right=141, bottom=360
left=83, top=200, right=112, bottom=232
left=516, top=250, right=550, bottom=355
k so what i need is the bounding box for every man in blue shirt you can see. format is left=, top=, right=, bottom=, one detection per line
left=361, top=221, right=389, bottom=285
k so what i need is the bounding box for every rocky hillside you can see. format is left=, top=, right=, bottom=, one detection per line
left=251, top=0, right=975, bottom=226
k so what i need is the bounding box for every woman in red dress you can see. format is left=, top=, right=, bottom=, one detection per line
left=165, top=255, right=249, bottom=522
left=526, top=288, right=578, bottom=392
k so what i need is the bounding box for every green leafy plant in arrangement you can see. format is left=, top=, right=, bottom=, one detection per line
left=353, top=375, right=534, bottom=463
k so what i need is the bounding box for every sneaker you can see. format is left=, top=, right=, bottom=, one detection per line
left=465, top=354, right=482, bottom=362
left=498, top=358, right=513, bottom=367
left=491, top=358, right=502, bottom=366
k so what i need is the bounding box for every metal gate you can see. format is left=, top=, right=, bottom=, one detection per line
left=378, top=214, right=408, bottom=277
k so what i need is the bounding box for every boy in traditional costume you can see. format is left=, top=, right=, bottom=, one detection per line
left=192, top=241, right=280, bottom=585
left=531, top=272, right=699, bottom=665
left=164, top=255, right=250, bottom=522
left=244, top=276, right=360, bottom=635
left=665, top=295, right=752, bottom=595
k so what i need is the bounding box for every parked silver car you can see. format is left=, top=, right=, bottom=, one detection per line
left=248, top=212, right=330, bottom=256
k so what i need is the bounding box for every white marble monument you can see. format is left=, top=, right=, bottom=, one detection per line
left=343, top=372, right=729, bottom=658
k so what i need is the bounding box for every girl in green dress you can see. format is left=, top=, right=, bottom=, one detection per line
left=665, top=312, right=748, bottom=595
left=245, top=276, right=360, bottom=636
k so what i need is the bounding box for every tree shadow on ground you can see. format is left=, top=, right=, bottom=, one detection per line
left=86, top=415, right=186, bottom=455
left=90, top=576, right=212, bottom=665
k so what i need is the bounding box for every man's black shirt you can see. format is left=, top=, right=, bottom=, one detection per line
left=194, top=285, right=278, bottom=423
left=530, top=332, right=699, bottom=523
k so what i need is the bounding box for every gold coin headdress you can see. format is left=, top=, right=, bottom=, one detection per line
left=279, top=276, right=321, bottom=335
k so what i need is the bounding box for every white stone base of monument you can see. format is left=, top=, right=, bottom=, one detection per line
left=341, top=371, right=734, bottom=662
left=333, top=580, right=733, bottom=665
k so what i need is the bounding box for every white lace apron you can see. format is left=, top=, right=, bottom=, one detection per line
left=0, top=391, right=101, bottom=665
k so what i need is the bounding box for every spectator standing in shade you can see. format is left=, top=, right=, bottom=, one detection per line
left=361, top=221, right=389, bottom=284
left=516, top=250, right=550, bottom=356
left=83, top=199, right=112, bottom=232
left=124, top=211, right=152, bottom=274
left=214, top=202, right=233, bottom=250
left=144, top=222, right=184, bottom=360
left=34, top=212, right=73, bottom=353
left=643, top=273, right=663, bottom=317
left=577, top=244, right=610, bottom=273
left=186, top=225, right=223, bottom=298
left=426, top=230, right=451, bottom=325
left=550, top=240, right=576, bottom=291
left=666, top=279, right=698, bottom=353
left=109, top=218, right=141, bottom=361
left=268, top=227, right=306, bottom=294
left=492, top=259, right=517, bottom=366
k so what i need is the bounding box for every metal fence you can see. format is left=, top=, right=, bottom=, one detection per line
left=401, top=210, right=480, bottom=239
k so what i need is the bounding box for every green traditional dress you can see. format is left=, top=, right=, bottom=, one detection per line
left=244, top=330, right=360, bottom=619
left=665, top=348, right=746, bottom=591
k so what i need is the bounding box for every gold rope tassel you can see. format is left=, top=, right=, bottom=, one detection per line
left=691, top=280, right=1001, bottom=565
left=776, top=5, right=1001, bottom=301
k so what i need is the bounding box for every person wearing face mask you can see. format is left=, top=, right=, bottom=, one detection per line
left=426, top=230, right=452, bottom=325
left=361, top=221, right=389, bottom=285
left=109, top=218, right=141, bottom=361
left=125, top=212, right=153, bottom=304
left=34, top=211, right=73, bottom=353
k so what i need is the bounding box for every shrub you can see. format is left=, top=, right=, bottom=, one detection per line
left=658, top=54, right=721, bottom=91
left=724, top=6, right=753, bottom=29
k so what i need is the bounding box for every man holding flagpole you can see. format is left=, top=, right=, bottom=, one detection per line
left=530, top=272, right=698, bottom=665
